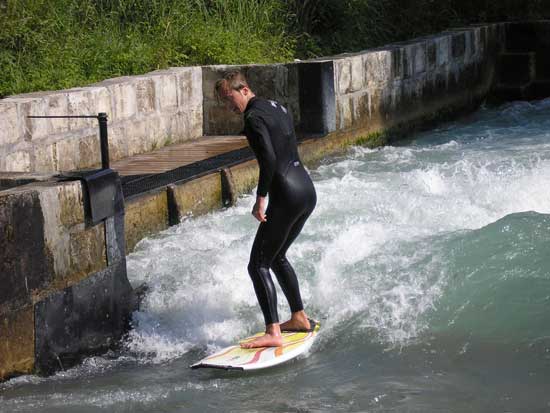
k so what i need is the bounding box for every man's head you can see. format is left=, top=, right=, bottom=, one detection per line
left=214, top=71, right=255, bottom=114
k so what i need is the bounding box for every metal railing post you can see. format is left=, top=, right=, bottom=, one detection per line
left=97, top=113, right=110, bottom=169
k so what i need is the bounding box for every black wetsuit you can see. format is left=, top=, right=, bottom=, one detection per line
left=244, top=96, right=317, bottom=325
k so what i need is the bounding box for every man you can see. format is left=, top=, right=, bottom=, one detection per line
left=215, top=71, right=317, bottom=348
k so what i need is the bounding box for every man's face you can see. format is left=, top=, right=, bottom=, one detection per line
left=220, top=87, right=250, bottom=114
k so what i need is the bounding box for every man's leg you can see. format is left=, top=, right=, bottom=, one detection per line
left=243, top=205, right=293, bottom=348
left=270, top=210, right=313, bottom=332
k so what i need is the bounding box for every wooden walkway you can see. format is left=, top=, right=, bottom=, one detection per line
left=111, top=135, right=248, bottom=176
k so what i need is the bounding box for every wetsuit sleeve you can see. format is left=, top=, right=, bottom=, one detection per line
left=244, top=115, right=276, bottom=197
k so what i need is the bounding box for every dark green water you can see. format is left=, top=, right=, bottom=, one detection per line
left=2, top=99, right=550, bottom=412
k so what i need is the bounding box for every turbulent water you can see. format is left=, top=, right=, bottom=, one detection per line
left=2, top=99, right=550, bottom=412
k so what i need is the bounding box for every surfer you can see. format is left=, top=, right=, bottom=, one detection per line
left=215, top=71, right=317, bottom=348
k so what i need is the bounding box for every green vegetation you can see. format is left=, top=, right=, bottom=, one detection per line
left=0, top=0, right=294, bottom=96
left=287, top=0, right=550, bottom=58
left=1, top=0, right=548, bottom=97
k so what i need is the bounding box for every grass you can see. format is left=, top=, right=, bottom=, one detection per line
left=0, top=0, right=294, bottom=97
left=1, top=0, right=549, bottom=97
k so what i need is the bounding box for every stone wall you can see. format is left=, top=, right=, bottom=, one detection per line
left=0, top=68, right=202, bottom=173
left=332, top=25, right=504, bottom=134
left=202, top=64, right=300, bottom=135
left=0, top=175, right=134, bottom=380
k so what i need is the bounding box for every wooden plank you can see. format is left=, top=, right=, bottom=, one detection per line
left=112, top=135, right=248, bottom=177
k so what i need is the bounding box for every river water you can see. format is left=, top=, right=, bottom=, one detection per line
left=2, top=99, right=550, bottom=412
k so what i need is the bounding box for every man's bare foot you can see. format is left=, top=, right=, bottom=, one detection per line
left=280, top=310, right=311, bottom=332
left=241, top=323, right=283, bottom=349
left=240, top=333, right=283, bottom=349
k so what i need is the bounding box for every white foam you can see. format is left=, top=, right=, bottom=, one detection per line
left=123, top=100, right=550, bottom=358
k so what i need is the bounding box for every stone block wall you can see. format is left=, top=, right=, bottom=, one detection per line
left=0, top=176, right=133, bottom=379
left=0, top=67, right=202, bottom=173
left=202, top=64, right=300, bottom=135
left=332, top=24, right=505, bottom=134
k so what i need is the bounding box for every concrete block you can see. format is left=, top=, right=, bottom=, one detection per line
left=89, top=86, right=112, bottom=115
left=66, top=88, right=97, bottom=130
left=201, top=64, right=234, bottom=101
left=165, top=112, right=190, bottom=144
left=390, top=47, right=404, bottom=80
left=204, top=101, right=243, bottom=135
left=78, top=133, right=101, bottom=169
left=188, top=108, right=203, bottom=140
left=336, top=95, right=353, bottom=130
left=351, top=93, right=367, bottom=125
left=0, top=100, right=21, bottom=145
left=168, top=172, right=222, bottom=221
left=451, top=32, right=466, bottom=61
left=12, top=95, right=49, bottom=141
left=0, top=187, right=54, bottom=308
left=124, top=190, right=169, bottom=253
left=34, top=263, right=132, bottom=375
left=107, top=123, right=130, bottom=161
left=66, top=224, right=107, bottom=284
left=56, top=137, right=80, bottom=171
left=365, top=50, right=392, bottom=85
left=436, top=36, right=450, bottom=67
left=336, top=58, right=351, bottom=94
left=57, top=180, right=85, bottom=228
left=247, top=64, right=289, bottom=100
left=125, top=118, right=149, bottom=156
left=6, top=150, right=31, bottom=172
left=0, top=147, right=5, bottom=170
left=34, top=143, right=57, bottom=172
left=47, top=92, right=70, bottom=134
left=426, top=41, right=437, bottom=70
left=32, top=182, right=105, bottom=288
left=172, top=67, right=202, bottom=111
left=473, top=27, right=483, bottom=59
left=150, top=72, right=178, bottom=110
left=0, top=305, right=35, bottom=381
left=135, top=77, right=156, bottom=114
left=227, top=159, right=258, bottom=196
left=414, top=43, right=426, bottom=75
left=350, top=55, right=364, bottom=92
left=100, top=77, right=137, bottom=120
left=402, top=46, right=414, bottom=79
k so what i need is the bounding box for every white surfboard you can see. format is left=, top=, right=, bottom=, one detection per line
left=190, top=320, right=320, bottom=371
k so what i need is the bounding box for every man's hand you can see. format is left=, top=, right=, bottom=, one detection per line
left=252, top=196, right=268, bottom=222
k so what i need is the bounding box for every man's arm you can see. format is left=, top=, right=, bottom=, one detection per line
left=244, top=115, right=276, bottom=197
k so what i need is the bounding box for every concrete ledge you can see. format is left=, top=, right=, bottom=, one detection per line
left=124, top=189, right=169, bottom=252
left=0, top=306, right=34, bottom=381
left=168, top=173, right=222, bottom=224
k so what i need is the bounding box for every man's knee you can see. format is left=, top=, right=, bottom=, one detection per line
left=248, top=261, right=269, bottom=278
left=271, top=254, right=288, bottom=269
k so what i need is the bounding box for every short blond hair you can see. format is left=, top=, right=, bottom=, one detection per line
left=214, top=71, right=250, bottom=102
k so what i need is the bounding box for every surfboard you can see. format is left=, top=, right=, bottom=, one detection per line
left=190, top=320, right=320, bottom=371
